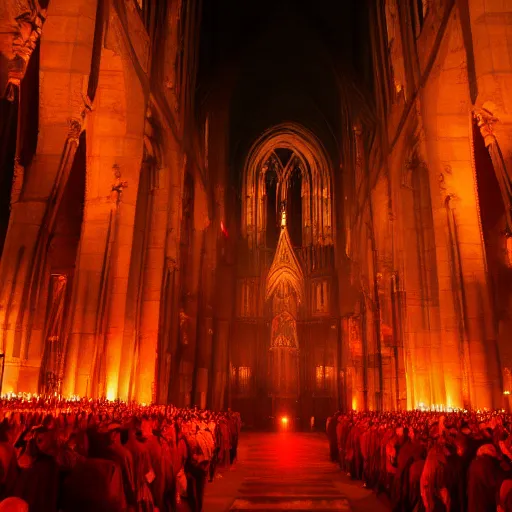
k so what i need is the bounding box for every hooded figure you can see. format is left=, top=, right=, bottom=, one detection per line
left=467, top=443, right=506, bottom=512
left=7, top=427, right=59, bottom=512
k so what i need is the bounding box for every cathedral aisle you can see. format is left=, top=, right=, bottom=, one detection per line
left=203, top=432, right=390, bottom=512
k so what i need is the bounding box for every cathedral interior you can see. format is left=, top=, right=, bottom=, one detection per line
left=1, top=0, right=512, bottom=429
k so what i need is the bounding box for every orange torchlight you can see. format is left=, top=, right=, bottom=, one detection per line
left=281, top=416, right=289, bottom=425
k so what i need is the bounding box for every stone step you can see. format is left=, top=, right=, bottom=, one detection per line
left=239, top=491, right=343, bottom=498
left=230, top=497, right=351, bottom=511
left=240, top=484, right=337, bottom=490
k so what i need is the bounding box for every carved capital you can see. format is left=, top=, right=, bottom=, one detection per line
left=68, top=118, right=82, bottom=142
left=474, top=108, right=498, bottom=148
left=5, top=6, right=47, bottom=101
left=66, top=95, right=92, bottom=142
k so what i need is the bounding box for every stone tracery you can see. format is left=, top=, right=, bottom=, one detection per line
left=243, top=123, right=333, bottom=250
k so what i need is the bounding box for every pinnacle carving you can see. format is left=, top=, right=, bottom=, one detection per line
left=266, top=225, right=304, bottom=304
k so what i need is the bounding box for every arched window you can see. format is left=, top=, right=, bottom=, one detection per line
left=243, top=124, right=333, bottom=250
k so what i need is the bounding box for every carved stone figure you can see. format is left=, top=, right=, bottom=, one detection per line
left=111, top=164, right=128, bottom=205
left=5, top=2, right=47, bottom=100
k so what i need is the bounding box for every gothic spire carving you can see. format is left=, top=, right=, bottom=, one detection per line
left=266, top=224, right=304, bottom=303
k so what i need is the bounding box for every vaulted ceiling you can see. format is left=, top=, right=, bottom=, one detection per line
left=196, top=0, right=374, bottom=176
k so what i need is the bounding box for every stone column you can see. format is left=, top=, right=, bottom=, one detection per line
left=212, top=318, right=230, bottom=411
left=104, top=154, right=142, bottom=400
left=0, top=0, right=97, bottom=394
left=175, top=180, right=209, bottom=407
left=61, top=193, right=113, bottom=397
left=194, top=225, right=216, bottom=407
left=469, top=0, right=512, bottom=407
left=208, top=105, right=233, bottom=411
left=429, top=146, right=495, bottom=409
left=62, top=38, right=145, bottom=397
left=177, top=230, right=203, bottom=407
left=129, top=157, right=173, bottom=404
left=159, top=148, right=185, bottom=405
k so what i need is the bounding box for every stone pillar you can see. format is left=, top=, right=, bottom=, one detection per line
left=208, top=104, right=233, bottom=411
left=473, top=110, right=512, bottom=393
left=62, top=194, right=113, bottom=397
left=62, top=39, right=145, bottom=398
left=120, top=162, right=167, bottom=404
left=177, top=228, right=204, bottom=406
left=159, top=150, right=185, bottom=404
left=469, top=0, right=512, bottom=407
left=0, top=0, right=97, bottom=394
left=427, top=141, right=495, bottom=410
left=176, top=181, right=209, bottom=407
left=104, top=153, right=142, bottom=400
left=194, top=226, right=216, bottom=407
left=210, top=231, right=236, bottom=411
left=212, top=318, right=230, bottom=411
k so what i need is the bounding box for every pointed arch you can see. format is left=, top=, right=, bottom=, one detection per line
left=242, top=122, right=334, bottom=249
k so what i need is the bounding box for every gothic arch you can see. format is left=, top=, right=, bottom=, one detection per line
left=242, top=122, right=334, bottom=249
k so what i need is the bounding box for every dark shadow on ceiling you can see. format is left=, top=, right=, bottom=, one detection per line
left=196, top=0, right=373, bottom=181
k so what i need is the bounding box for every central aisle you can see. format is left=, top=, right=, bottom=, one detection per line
left=204, top=432, right=390, bottom=512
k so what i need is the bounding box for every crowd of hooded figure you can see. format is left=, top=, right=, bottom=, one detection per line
left=326, top=409, right=512, bottom=512
left=0, top=396, right=241, bottom=512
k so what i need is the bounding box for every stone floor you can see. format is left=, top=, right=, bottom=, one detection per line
left=203, top=432, right=391, bottom=512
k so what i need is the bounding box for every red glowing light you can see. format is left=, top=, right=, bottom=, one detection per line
left=220, top=221, right=229, bottom=238
left=281, top=416, right=289, bottom=425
